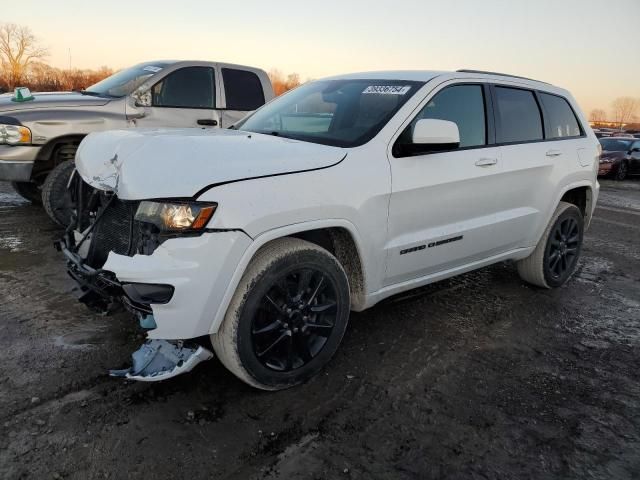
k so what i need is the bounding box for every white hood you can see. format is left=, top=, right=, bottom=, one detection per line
left=75, top=128, right=347, bottom=199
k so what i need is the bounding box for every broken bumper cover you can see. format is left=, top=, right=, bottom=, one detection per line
left=60, top=229, right=252, bottom=339
left=110, top=339, right=213, bottom=382
left=100, top=231, right=252, bottom=340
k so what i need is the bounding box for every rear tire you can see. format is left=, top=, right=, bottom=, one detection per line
left=517, top=201, right=583, bottom=288
left=42, top=160, right=76, bottom=227
left=615, top=161, right=628, bottom=181
left=211, top=238, right=350, bottom=390
left=10, top=181, right=42, bottom=204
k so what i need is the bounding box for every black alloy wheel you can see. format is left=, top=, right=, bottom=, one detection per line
left=615, top=161, right=628, bottom=181
left=251, top=268, right=338, bottom=372
left=545, top=215, right=580, bottom=283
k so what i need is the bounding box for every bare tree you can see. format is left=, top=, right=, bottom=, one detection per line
left=589, top=108, right=607, bottom=124
left=0, top=23, right=48, bottom=89
left=611, top=97, right=640, bottom=129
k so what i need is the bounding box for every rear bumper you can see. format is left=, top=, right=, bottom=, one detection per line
left=0, top=145, right=39, bottom=181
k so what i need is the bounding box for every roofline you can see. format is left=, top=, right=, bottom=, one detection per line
left=456, top=69, right=551, bottom=85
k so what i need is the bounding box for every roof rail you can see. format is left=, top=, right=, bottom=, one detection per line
left=456, top=69, right=550, bottom=85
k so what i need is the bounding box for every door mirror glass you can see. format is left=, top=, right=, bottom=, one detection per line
left=412, top=119, right=460, bottom=147
left=131, top=87, right=152, bottom=107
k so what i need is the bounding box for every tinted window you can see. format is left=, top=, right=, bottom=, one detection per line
left=152, top=67, right=214, bottom=108
left=414, top=84, right=486, bottom=148
left=540, top=93, right=581, bottom=138
left=222, top=68, right=265, bottom=111
left=495, top=87, right=543, bottom=143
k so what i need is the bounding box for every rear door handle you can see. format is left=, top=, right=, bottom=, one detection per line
left=475, top=157, right=498, bottom=167
left=197, top=119, right=218, bottom=126
left=546, top=149, right=562, bottom=157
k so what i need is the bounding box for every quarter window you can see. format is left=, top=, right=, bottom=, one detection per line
left=495, top=87, right=543, bottom=143
left=222, top=68, right=265, bottom=111
left=539, top=93, right=582, bottom=138
left=152, top=67, right=215, bottom=109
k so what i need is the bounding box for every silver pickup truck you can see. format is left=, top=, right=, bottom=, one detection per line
left=0, top=60, right=274, bottom=225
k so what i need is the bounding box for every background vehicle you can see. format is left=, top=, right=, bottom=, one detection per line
left=59, top=70, right=599, bottom=390
left=0, top=60, right=274, bottom=225
left=598, top=137, right=640, bottom=180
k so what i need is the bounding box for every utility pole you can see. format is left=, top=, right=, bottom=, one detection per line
left=68, top=48, right=72, bottom=70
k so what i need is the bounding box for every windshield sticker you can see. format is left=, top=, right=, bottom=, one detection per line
left=362, top=85, right=412, bottom=95
left=143, top=66, right=163, bottom=73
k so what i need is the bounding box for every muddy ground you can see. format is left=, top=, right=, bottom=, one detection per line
left=0, top=179, right=639, bottom=480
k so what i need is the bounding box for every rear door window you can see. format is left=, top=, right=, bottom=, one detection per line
left=539, top=93, right=582, bottom=139
left=222, top=68, right=265, bottom=111
left=494, top=87, right=543, bottom=144
left=152, top=67, right=215, bottom=108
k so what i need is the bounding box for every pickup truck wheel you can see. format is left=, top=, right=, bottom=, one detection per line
left=42, top=160, right=76, bottom=227
left=517, top=201, right=583, bottom=288
left=10, top=181, right=42, bottom=204
left=211, top=238, right=350, bottom=390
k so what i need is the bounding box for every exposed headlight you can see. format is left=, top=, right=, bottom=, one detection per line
left=0, top=124, right=31, bottom=145
left=599, top=158, right=612, bottom=164
left=135, top=201, right=217, bottom=231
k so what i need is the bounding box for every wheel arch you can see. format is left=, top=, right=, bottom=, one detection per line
left=558, top=183, right=594, bottom=225
left=209, top=219, right=368, bottom=335
left=32, top=134, right=85, bottom=178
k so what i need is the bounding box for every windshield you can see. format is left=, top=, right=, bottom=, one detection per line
left=236, top=79, right=424, bottom=147
left=599, top=138, right=632, bottom=152
left=85, top=61, right=173, bottom=98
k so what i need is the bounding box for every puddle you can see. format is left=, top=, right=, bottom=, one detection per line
left=53, top=327, right=111, bottom=351
left=0, top=235, right=27, bottom=252
left=0, top=247, right=43, bottom=270
left=0, top=187, right=31, bottom=207
left=574, top=256, right=613, bottom=285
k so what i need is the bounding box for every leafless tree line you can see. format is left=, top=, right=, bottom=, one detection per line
left=0, top=23, right=302, bottom=96
left=590, top=97, right=640, bottom=129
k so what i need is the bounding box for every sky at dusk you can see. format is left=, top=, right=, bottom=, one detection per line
left=4, top=0, right=639, bottom=117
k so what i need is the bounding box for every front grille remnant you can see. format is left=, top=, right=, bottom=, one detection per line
left=86, top=199, right=139, bottom=268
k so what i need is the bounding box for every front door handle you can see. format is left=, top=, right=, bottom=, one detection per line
left=197, top=119, right=218, bottom=126
left=475, top=157, right=498, bottom=167
left=546, top=149, right=562, bottom=157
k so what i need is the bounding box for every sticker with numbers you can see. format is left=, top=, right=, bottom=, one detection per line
left=362, top=85, right=411, bottom=95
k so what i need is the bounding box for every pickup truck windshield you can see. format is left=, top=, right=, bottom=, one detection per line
left=84, top=62, right=173, bottom=98
left=237, top=79, right=424, bottom=147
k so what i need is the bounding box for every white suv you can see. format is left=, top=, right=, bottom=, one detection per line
left=59, top=69, right=600, bottom=389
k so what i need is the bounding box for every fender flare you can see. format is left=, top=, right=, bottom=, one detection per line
left=208, top=218, right=367, bottom=334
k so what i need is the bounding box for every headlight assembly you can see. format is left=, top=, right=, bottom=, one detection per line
left=135, top=201, right=217, bottom=232
left=0, top=124, right=31, bottom=145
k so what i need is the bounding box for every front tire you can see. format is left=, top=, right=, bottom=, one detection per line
left=517, top=201, right=584, bottom=288
left=11, top=181, right=42, bottom=204
left=42, top=160, right=76, bottom=227
left=212, top=238, right=350, bottom=390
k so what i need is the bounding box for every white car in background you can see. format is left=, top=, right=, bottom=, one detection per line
left=59, top=69, right=600, bottom=390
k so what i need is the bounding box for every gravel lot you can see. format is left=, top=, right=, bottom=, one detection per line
left=1, top=179, right=639, bottom=480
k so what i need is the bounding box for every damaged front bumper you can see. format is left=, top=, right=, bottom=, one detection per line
left=58, top=223, right=252, bottom=382
left=110, top=340, right=213, bottom=382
